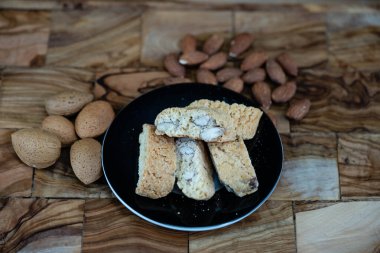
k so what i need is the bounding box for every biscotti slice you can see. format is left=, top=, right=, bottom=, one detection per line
left=208, top=138, right=259, bottom=197
left=154, top=107, right=236, bottom=142
left=135, top=124, right=176, bottom=199
left=188, top=99, right=263, bottom=140
left=175, top=138, right=215, bottom=200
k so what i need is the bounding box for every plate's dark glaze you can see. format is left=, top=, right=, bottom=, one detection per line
left=102, top=83, right=283, bottom=231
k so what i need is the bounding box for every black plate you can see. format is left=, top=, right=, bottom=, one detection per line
left=102, top=83, right=283, bottom=231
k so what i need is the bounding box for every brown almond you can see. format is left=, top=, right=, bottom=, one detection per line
left=164, top=53, right=185, bottom=77
left=223, top=77, right=244, bottom=93
left=200, top=52, right=227, bottom=70
left=241, top=51, right=268, bottom=71
left=277, top=53, right=298, bottom=76
left=11, top=128, right=61, bottom=169
left=229, top=33, right=254, bottom=58
left=75, top=101, right=115, bottom=138
left=203, top=34, right=225, bottom=55
left=179, top=51, right=209, bottom=65
left=42, top=115, right=77, bottom=145
left=163, top=77, right=192, bottom=85
left=242, top=68, right=266, bottom=84
left=70, top=138, right=102, bottom=185
left=216, top=67, right=242, bottom=82
left=180, top=34, right=197, bottom=54
left=266, top=59, right=286, bottom=85
left=272, top=81, right=297, bottom=103
left=286, top=98, right=311, bottom=120
left=196, top=69, right=217, bottom=85
left=45, top=91, right=94, bottom=116
left=252, top=81, right=272, bottom=110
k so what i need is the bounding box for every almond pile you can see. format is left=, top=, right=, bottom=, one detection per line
left=11, top=90, right=115, bottom=185
left=163, top=33, right=311, bottom=123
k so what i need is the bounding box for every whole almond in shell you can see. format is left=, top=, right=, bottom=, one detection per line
left=242, top=68, right=266, bottom=84
left=70, top=138, right=102, bottom=185
left=163, top=77, right=192, bottom=85
left=45, top=91, right=94, bottom=116
left=241, top=51, right=268, bottom=71
left=272, top=81, right=297, bottom=103
left=164, top=53, right=185, bottom=77
left=229, top=33, right=254, bottom=57
left=179, top=51, right=208, bottom=65
left=41, top=115, right=77, bottom=145
left=196, top=69, right=217, bottom=85
left=223, top=77, right=244, bottom=93
left=266, top=59, right=286, bottom=85
left=216, top=67, right=242, bottom=82
left=200, top=52, right=227, bottom=70
left=11, top=128, right=61, bottom=169
left=277, top=53, right=298, bottom=76
left=252, top=81, right=272, bottom=110
left=180, top=34, right=197, bottom=54
left=75, top=100, right=115, bottom=138
left=203, top=34, right=225, bottom=55
left=286, top=98, right=311, bottom=120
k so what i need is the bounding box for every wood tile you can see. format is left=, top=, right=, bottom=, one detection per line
left=33, top=148, right=112, bottom=198
left=0, top=1, right=379, bottom=13
left=46, top=7, right=142, bottom=68
left=0, top=11, right=50, bottom=67
left=235, top=11, right=327, bottom=68
left=290, top=69, right=380, bottom=133
left=0, top=67, right=93, bottom=128
left=0, top=0, right=60, bottom=10
left=0, top=198, right=84, bottom=252
left=296, top=201, right=380, bottom=253
left=338, top=134, right=380, bottom=199
left=327, top=12, right=380, bottom=71
left=0, top=129, right=33, bottom=197
left=271, top=133, right=339, bottom=200
left=141, top=10, right=233, bottom=66
left=82, top=199, right=188, bottom=253
left=189, top=201, right=295, bottom=253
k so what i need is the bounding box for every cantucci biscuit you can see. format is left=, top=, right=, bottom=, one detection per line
left=135, top=124, right=176, bottom=199
left=175, top=138, right=215, bottom=200
left=188, top=99, right=262, bottom=139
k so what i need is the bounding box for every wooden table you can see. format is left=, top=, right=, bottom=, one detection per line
left=0, top=1, right=379, bottom=252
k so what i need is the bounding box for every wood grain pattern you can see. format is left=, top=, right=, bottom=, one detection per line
left=328, top=13, right=380, bottom=71
left=97, top=68, right=172, bottom=109
left=141, top=10, right=233, bottom=66
left=338, top=134, right=380, bottom=199
left=82, top=199, right=188, bottom=253
left=33, top=148, right=112, bottom=198
left=290, top=69, right=380, bottom=132
left=0, top=198, right=84, bottom=252
left=271, top=133, right=339, bottom=200
left=1, top=1, right=379, bottom=13
left=296, top=201, right=380, bottom=253
left=0, top=129, right=33, bottom=197
left=0, top=11, right=50, bottom=67
left=189, top=201, right=295, bottom=253
left=235, top=11, right=327, bottom=68
left=46, top=7, right=142, bottom=68
left=0, top=67, right=93, bottom=128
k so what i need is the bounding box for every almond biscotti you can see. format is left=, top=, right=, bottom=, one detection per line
left=135, top=124, right=176, bottom=199
left=154, top=107, right=236, bottom=142
left=188, top=99, right=263, bottom=140
left=208, top=138, right=259, bottom=197
left=175, top=138, right=215, bottom=200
